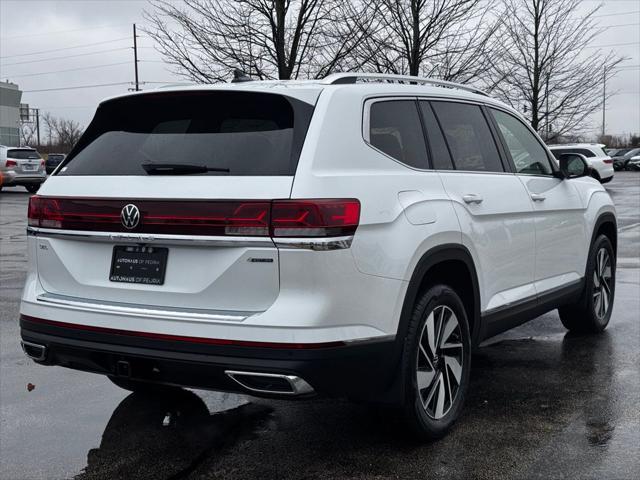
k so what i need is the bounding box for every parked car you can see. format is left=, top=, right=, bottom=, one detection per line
left=19, top=73, right=617, bottom=440
left=547, top=144, right=614, bottom=183
left=45, top=153, right=66, bottom=174
left=605, top=148, right=620, bottom=156
left=612, top=148, right=640, bottom=171
left=0, top=146, right=46, bottom=192
left=626, top=153, right=640, bottom=171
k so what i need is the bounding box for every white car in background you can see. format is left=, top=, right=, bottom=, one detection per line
left=548, top=144, right=614, bottom=183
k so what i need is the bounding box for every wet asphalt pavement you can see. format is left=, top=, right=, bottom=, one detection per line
left=1, top=173, right=639, bottom=480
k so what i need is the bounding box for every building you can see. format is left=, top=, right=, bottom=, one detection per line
left=0, top=81, right=22, bottom=146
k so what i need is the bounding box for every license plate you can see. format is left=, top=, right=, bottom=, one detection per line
left=109, top=246, right=168, bottom=285
left=23, top=165, right=37, bottom=171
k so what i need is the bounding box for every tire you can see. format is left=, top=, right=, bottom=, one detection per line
left=401, top=284, right=472, bottom=441
left=108, top=376, right=181, bottom=394
left=559, top=234, right=615, bottom=333
left=25, top=184, right=40, bottom=193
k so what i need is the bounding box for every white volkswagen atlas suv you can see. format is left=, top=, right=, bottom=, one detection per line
left=20, top=73, right=617, bottom=440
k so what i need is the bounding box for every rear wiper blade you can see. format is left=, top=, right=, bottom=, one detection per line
left=142, top=163, right=230, bottom=175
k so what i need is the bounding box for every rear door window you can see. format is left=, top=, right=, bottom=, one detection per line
left=59, top=91, right=314, bottom=176
left=431, top=102, right=504, bottom=172
left=367, top=100, right=429, bottom=169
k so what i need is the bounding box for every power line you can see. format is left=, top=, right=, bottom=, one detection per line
left=0, top=24, right=128, bottom=40
left=584, top=41, right=640, bottom=49
left=0, top=47, right=131, bottom=67
left=598, top=22, right=640, bottom=28
left=2, top=62, right=131, bottom=79
left=0, top=37, right=131, bottom=59
left=23, top=82, right=133, bottom=93
left=594, top=10, right=640, bottom=17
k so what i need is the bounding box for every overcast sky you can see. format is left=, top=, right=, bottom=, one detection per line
left=1, top=0, right=638, bottom=137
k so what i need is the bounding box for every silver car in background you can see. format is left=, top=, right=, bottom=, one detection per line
left=0, top=146, right=46, bottom=193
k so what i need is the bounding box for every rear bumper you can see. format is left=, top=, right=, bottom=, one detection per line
left=20, top=315, right=402, bottom=402
left=3, top=174, right=46, bottom=186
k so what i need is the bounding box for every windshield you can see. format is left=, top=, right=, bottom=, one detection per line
left=7, top=149, right=41, bottom=160
left=59, top=91, right=314, bottom=176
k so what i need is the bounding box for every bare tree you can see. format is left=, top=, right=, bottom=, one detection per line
left=488, top=0, right=624, bottom=138
left=143, top=0, right=373, bottom=82
left=41, top=113, right=83, bottom=152
left=356, top=0, right=499, bottom=83
left=20, top=123, right=38, bottom=147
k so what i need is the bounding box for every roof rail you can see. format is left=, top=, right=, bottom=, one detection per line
left=321, top=72, right=487, bottom=97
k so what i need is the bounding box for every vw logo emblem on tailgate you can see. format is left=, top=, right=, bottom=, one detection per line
left=121, top=204, right=141, bottom=229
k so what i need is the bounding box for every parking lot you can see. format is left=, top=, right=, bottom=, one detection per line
left=1, top=173, right=639, bottom=480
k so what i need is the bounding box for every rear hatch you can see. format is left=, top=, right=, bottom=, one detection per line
left=7, top=148, right=43, bottom=175
left=31, top=89, right=317, bottom=315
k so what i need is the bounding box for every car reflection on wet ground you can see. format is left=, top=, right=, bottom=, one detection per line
left=1, top=173, right=639, bottom=480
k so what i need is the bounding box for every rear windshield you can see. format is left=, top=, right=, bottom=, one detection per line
left=7, top=149, right=41, bottom=160
left=48, top=154, right=64, bottom=161
left=59, top=91, right=314, bottom=176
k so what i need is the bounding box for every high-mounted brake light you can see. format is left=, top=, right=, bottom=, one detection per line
left=28, top=197, right=360, bottom=238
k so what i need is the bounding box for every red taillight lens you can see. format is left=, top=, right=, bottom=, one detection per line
left=603, top=159, right=613, bottom=164
left=28, top=196, right=63, bottom=228
left=6, top=160, right=17, bottom=167
left=27, top=197, right=360, bottom=238
left=28, top=195, right=42, bottom=227
left=271, top=199, right=360, bottom=237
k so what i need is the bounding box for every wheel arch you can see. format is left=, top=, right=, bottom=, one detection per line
left=591, top=212, right=617, bottom=256
left=397, top=244, right=481, bottom=348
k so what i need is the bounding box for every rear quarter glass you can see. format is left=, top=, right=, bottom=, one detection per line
left=58, top=91, right=314, bottom=176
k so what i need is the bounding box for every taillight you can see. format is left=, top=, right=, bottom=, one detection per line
left=6, top=160, right=17, bottom=167
left=40, top=160, right=45, bottom=168
left=271, top=199, right=360, bottom=237
left=28, top=196, right=42, bottom=227
left=27, top=197, right=360, bottom=238
left=603, top=159, right=613, bottom=164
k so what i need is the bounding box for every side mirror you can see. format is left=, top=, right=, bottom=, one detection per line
left=557, top=153, right=590, bottom=179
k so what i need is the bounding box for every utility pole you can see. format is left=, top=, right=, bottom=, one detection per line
left=602, top=66, right=606, bottom=137
left=133, top=23, right=140, bottom=91
left=34, top=108, right=40, bottom=147
left=545, top=74, right=550, bottom=141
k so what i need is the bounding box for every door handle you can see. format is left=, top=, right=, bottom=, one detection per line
left=462, top=194, right=483, bottom=204
left=531, top=193, right=546, bottom=202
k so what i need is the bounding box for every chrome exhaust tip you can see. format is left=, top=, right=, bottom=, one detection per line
left=225, top=370, right=314, bottom=396
left=21, top=341, right=47, bottom=361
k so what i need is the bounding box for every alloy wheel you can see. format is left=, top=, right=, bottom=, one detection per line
left=416, top=305, right=464, bottom=420
left=593, top=247, right=613, bottom=319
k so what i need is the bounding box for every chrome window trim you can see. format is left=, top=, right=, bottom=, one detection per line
left=35, top=292, right=256, bottom=323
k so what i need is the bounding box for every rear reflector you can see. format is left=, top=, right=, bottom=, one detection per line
left=28, top=196, right=360, bottom=238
